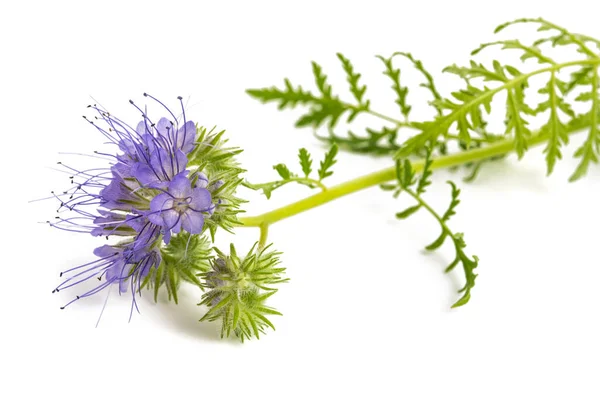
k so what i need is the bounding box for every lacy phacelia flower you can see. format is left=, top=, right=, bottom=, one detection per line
left=50, top=94, right=239, bottom=313
left=148, top=173, right=212, bottom=240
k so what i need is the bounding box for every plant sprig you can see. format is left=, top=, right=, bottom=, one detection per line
left=243, top=18, right=600, bottom=312
left=244, top=144, right=338, bottom=199
left=383, top=145, right=478, bottom=307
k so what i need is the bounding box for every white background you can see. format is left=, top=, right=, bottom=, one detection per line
left=2, top=1, right=600, bottom=399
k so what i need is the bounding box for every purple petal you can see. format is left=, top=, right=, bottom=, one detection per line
left=94, top=245, right=120, bottom=258
left=150, top=148, right=171, bottom=178
left=172, top=219, right=182, bottom=234
left=149, top=148, right=187, bottom=179
left=161, top=209, right=180, bottom=229
left=176, top=121, right=196, bottom=153
left=181, top=211, right=205, bottom=234
left=156, top=117, right=171, bottom=139
left=163, top=228, right=172, bottom=244
left=174, top=149, right=188, bottom=175
left=136, top=121, right=147, bottom=136
left=111, top=162, right=132, bottom=179
left=196, top=172, right=209, bottom=188
left=142, top=133, right=157, bottom=154
left=189, top=187, right=212, bottom=211
left=118, top=139, right=137, bottom=157
left=132, top=163, right=160, bottom=187
left=149, top=193, right=174, bottom=226
left=168, top=175, right=192, bottom=198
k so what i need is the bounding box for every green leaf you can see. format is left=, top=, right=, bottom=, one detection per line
left=391, top=52, right=443, bottom=115
left=312, top=61, right=333, bottom=98
left=246, top=77, right=348, bottom=129
left=425, top=231, right=447, bottom=251
left=273, top=163, right=291, bottom=180
left=377, top=54, right=411, bottom=119
left=471, top=40, right=555, bottom=65
left=298, top=148, right=312, bottom=177
left=153, top=261, right=165, bottom=303
left=538, top=73, right=570, bottom=175
left=570, top=65, right=600, bottom=181
left=396, top=205, right=421, bottom=219
left=317, top=126, right=400, bottom=155
left=416, top=147, right=433, bottom=195
left=318, top=144, right=338, bottom=180
left=495, top=18, right=599, bottom=58
left=337, top=53, right=368, bottom=106
left=442, top=181, right=461, bottom=222
left=505, top=84, right=533, bottom=158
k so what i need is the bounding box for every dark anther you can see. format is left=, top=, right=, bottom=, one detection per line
left=60, top=307, right=65, bottom=310
left=76, top=296, right=80, bottom=299
left=57, top=162, right=62, bottom=165
left=52, top=289, right=56, bottom=293
left=177, top=96, right=183, bottom=100
left=129, top=100, right=134, bottom=104
left=60, top=272, right=63, bottom=277
left=97, top=277, right=102, bottom=281
left=143, top=92, right=148, bottom=97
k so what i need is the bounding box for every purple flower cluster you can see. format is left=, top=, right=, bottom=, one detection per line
left=51, top=95, right=216, bottom=313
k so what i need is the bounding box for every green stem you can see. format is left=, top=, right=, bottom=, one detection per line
left=364, top=109, right=408, bottom=127
left=239, top=126, right=584, bottom=227
left=258, top=223, right=269, bottom=250
left=403, top=186, right=452, bottom=239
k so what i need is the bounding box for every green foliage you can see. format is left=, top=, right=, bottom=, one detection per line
left=318, top=126, right=400, bottom=155
left=188, top=126, right=246, bottom=239
left=391, top=152, right=478, bottom=308
left=142, top=233, right=212, bottom=304
left=246, top=18, right=600, bottom=313
left=247, top=52, right=443, bottom=156
left=392, top=52, right=444, bottom=115
left=318, top=144, right=338, bottom=180
left=199, top=243, right=287, bottom=342
left=337, top=53, right=369, bottom=108
left=537, top=72, right=573, bottom=174
left=377, top=54, right=411, bottom=119
left=246, top=56, right=368, bottom=129
left=395, top=18, right=600, bottom=180
left=298, top=148, right=313, bottom=176
left=570, top=65, right=600, bottom=181
left=244, top=144, right=337, bottom=198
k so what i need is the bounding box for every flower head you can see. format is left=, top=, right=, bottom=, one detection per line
left=148, top=173, right=213, bottom=241
left=49, top=94, right=243, bottom=315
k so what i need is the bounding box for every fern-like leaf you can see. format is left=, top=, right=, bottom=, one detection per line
left=570, top=65, right=600, bottom=181
left=337, top=53, right=369, bottom=110
left=377, top=54, right=411, bottom=119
